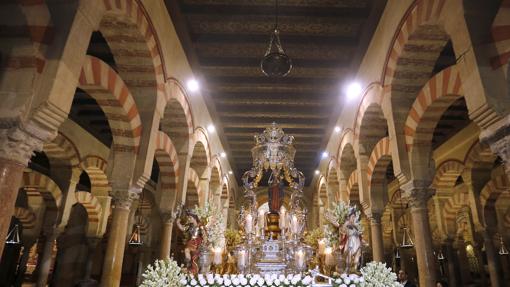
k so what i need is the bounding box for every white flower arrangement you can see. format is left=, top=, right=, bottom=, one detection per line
left=140, top=258, right=184, bottom=287
left=360, top=261, right=402, bottom=287
left=193, top=203, right=225, bottom=249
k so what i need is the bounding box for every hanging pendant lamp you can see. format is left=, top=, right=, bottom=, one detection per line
left=261, top=0, right=292, bottom=77
left=395, top=248, right=401, bottom=259
left=129, top=192, right=144, bottom=246
left=128, top=224, right=143, bottom=246
left=499, top=235, right=509, bottom=255
left=437, top=249, right=445, bottom=260
left=399, top=191, right=414, bottom=249
left=5, top=224, right=21, bottom=245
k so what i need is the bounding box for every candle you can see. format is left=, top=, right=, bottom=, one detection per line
left=295, top=249, right=305, bottom=269
left=258, top=210, right=265, bottom=231
left=279, top=207, right=286, bottom=229
left=213, top=247, right=223, bottom=265
left=237, top=250, right=246, bottom=268
left=245, top=214, right=253, bottom=234
left=291, top=215, right=298, bottom=234
left=318, top=239, right=326, bottom=255
left=324, top=247, right=334, bottom=266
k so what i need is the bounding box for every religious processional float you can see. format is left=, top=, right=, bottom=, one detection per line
left=140, top=123, right=402, bottom=287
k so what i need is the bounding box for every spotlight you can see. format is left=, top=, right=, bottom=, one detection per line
left=321, top=151, right=329, bottom=159
left=220, top=152, right=227, bottom=158
left=207, top=124, right=215, bottom=133
left=345, top=82, right=362, bottom=100
left=187, top=79, right=199, bottom=92
left=334, top=126, right=341, bottom=133
left=228, top=171, right=233, bottom=175
left=315, top=170, right=320, bottom=175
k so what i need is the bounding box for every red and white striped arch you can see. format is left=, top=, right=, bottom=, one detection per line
left=14, top=207, right=36, bottom=230
left=154, top=131, right=180, bottom=198
left=79, top=55, right=142, bottom=153
left=81, top=155, right=111, bottom=197
left=382, top=0, right=447, bottom=85
left=480, top=173, right=510, bottom=210
left=354, top=85, right=384, bottom=139
left=102, top=0, right=166, bottom=92
left=404, top=65, right=463, bottom=151
left=443, top=191, right=469, bottom=221
left=490, top=0, right=510, bottom=69
left=167, top=79, right=194, bottom=136
left=75, top=191, right=102, bottom=226
left=347, top=171, right=359, bottom=203
left=22, top=171, right=62, bottom=210
left=186, top=167, right=201, bottom=207
left=367, top=137, right=392, bottom=183
left=433, top=160, right=465, bottom=190
left=43, top=132, right=81, bottom=167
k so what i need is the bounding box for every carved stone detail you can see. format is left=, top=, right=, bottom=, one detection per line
left=0, top=125, right=50, bottom=166
left=111, top=187, right=140, bottom=210
left=401, top=180, right=435, bottom=209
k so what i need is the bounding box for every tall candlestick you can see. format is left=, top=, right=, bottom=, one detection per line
left=213, top=247, right=223, bottom=265
left=237, top=250, right=246, bottom=268
left=318, top=239, right=326, bottom=255
left=324, top=247, right=334, bottom=266
left=291, top=215, right=298, bottom=234
left=245, top=214, right=253, bottom=234
left=279, top=208, right=286, bottom=229
left=295, top=249, right=305, bottom=269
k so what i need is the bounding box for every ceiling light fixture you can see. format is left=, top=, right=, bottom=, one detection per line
left=228, top=171, right=233, bottom=175
left=260, top=0, right=292, bottom=77
left=334, top=126, right=341, bottom=133
left=321, top=151, right=329, bottom=159
left=187, top=79, right=199, bottom=92
left=345, top=82, right=362, bottom=100
left=207, top=124, right=215, bottom=133
left=315, top=170, right=320, bottom=175
left=220, top=152, right=227, bottom=158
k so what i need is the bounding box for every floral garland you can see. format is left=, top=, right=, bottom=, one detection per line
left=180, top=273, right=363, bottom=287
left=140, top=259, right=401, bottom=287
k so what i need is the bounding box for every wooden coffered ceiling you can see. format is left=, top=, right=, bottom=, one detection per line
left=165, top=0, right=387, bottom=185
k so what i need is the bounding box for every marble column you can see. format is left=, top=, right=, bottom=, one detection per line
left=442, top=239, right=460, bottom=287
left=100, top=196, right=133, bottom=287
left=36, top=229, right=60, bottom=287
left=159, top=212, right=175, bottom=259
left=369, top=212, right=384, bottom=262
left=404, top=184, right=437, bottom=287
left=0, top=127, right=46, bottom=260
left=483, top=230, right=504, bottom=287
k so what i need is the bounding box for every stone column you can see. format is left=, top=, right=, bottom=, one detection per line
left=483, top=230, right=504, bottom=287
left=369, top=212, right=385, bottom=262
left=442, top=239, right=460, bottom=287
left=159, top=212, right=175, bottom=259
left=36, top=229, right=60, bottom=287
left=100, top=195, right=134, bottom=287
left=403, top=183, right=437, bottom=287
left=0, top=127, right=46, bottom=260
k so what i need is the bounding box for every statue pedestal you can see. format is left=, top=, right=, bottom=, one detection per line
left=254, top=239, right=287, bottom=275
left=265, top=213, right=281, bottom=239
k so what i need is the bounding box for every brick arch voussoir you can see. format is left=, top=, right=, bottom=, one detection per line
left=22, top=171, right=62, bottom=210
left=75, top=191, right=102, bottom=236
left=79, top=55, right=142, bottom=153
left=102, top=0, right=166, bottom=91
left=367, top=137, right=392, bottom=183
left=14, top=207, right=37, bottom=230
left=81, top=155, right=111, bottom=197
left=347, top=171, right=360, bottom=203
left=43, top=132, right=81, bottom=167
left=489, top=0, right=510, bottom=69
left=433, top=160, right=465, bottom=189
left=404, top=65, right=463, bottom=151
left=154, top=131, right=180, bottom=195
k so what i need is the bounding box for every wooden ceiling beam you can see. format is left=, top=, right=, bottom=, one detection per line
left=192, top=33, right=359, bottom=46
left=223, top=122, right=325, bottom=129
left=199, top=57, right=349, bottom=68
left=219, top=111, right=329, bottom=119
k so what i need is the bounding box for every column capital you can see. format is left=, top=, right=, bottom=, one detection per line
left=161, top=211, right=177, bottom=224
left=401, top=180, right=435, bottom=209
left=368, top=212, right=382, bottom=224
left=111, top=188, right=140, bottom=210
left=0, top=125, right=52, bottom=166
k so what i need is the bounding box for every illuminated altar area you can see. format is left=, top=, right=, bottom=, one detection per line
left=139, top=124, right=403, bottom=287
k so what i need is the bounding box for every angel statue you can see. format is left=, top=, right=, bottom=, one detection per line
left=338, top=207, right=363, bottom=273
left=176, top=207, right=206, bottom=275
